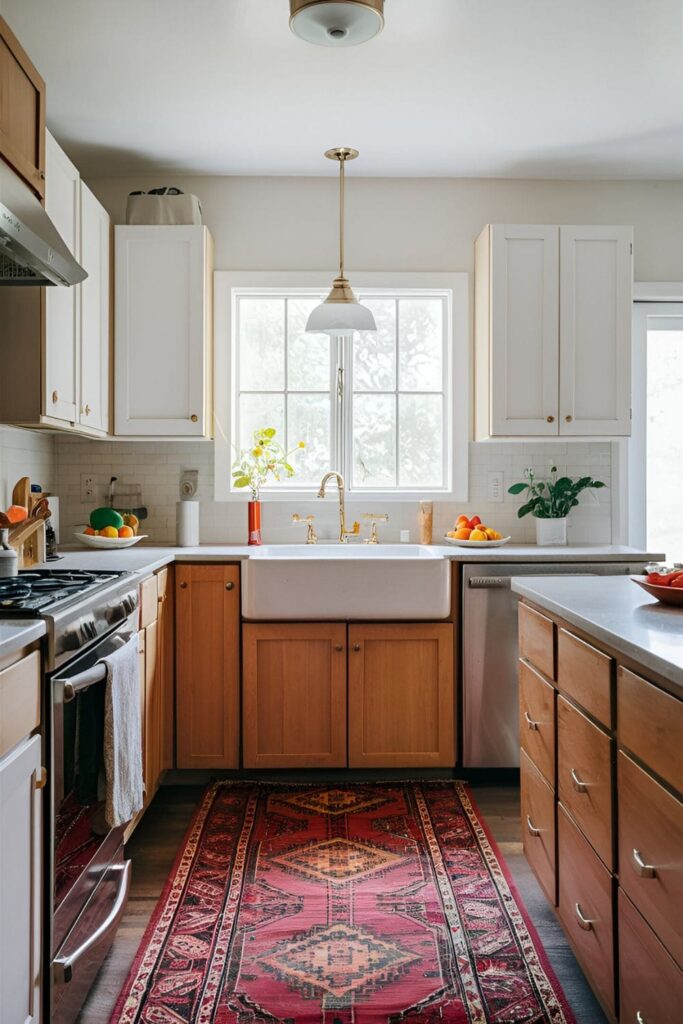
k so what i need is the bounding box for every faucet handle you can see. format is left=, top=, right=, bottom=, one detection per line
left=291, top=513, right=318, bottom=545
left=361, top=512, right=390, bottom=544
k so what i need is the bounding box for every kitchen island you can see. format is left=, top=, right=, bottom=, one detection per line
left=513, top=573, right=683, bottom=1021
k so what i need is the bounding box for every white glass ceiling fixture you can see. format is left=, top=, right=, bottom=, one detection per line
left=289, top=1, right=384, bottom=48
left=306, top=147, right=377, bottom=337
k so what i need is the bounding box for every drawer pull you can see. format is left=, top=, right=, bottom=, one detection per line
left=636, top=1013, right=646, bottom=1024
left=632, top=849, right=656, bottom=879
left=524, top=711, right=539, bottom=731
left=526, top=816, right=541, bottom=837
left=570, top=768, right=588, bottom=793
left=575, top=902, right=594, bottom=931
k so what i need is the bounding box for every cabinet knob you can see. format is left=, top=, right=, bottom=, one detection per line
left=35, top=766, right=48, bottom=790
left=546, top=415, right=555, bottom=423
left=225, top=581, right=235, bottom=591
left=39, top=170, right=45, bottom=180
left=179, top=581, right=188, bottom=589
left=565, top=414, right=573, bottom=423
left=190, top=414, right=198, bottom=423
left=334, top=644, right=343, bottom=652
left=353, top=643, right=361, bottom=652
left=52, top=390, right=59, bottom=404
left=84, top=404, right=92, bottom=416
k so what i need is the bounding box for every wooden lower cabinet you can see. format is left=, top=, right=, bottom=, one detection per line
left=144, top=618, right=161, bottom=803
left=176, top=564, right=240, bottom=769
left=519, top=659, right=555, bottom=787
left=520, top=750, right=556, bottom=906
left=557, top=804, right=615, bottom=1017
left=156, top=567, right=175, bottom=769
left=618, top=889, right=683, bottom=1024
left=348, top=623, right=454, bottom=768
left=242, top=624, right=347, bottom=768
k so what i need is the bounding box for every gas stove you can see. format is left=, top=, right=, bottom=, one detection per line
left=0, top=569, right=139, bottom=670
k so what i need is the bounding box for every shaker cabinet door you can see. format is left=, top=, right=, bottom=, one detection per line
left=79, top=183, right=110, bottom=434
left=559, top=225, right=633, bottom=436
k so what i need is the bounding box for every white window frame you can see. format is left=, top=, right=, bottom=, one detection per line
left=624, top=285, right=683, bottom=549
left=214, top=271, right=469, bottom=502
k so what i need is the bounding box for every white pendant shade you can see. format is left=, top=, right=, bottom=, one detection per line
left=306, top=298, right=377, bottom=335
left=290, top=1, right=384, bottom=47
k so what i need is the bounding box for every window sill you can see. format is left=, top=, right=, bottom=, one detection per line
left=215, top=487, right=465, bottom=504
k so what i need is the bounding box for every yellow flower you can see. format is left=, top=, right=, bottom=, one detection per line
left=298, top=441, right=306, bottom=449
left=252, top=447, right=263, bottom=457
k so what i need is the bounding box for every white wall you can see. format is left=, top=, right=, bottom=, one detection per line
left=55, top=172, right=678, bottom=546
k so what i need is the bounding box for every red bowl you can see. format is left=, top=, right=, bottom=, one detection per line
left=632, top=576, right=683, bottom=607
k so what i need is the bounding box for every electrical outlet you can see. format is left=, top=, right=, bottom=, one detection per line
left=487, top=470, right=504, bottom=503
left=81, top=474, right=96, bottom=502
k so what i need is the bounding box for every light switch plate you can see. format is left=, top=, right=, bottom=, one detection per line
left=487, top=470, right=504, bottom=503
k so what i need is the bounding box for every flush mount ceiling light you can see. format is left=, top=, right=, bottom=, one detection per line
left=306, top=148, right=377, bottom=336
left=289, top=0, right=384, bottom=47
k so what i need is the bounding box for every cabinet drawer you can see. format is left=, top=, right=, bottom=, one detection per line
left=618, top=668, right=683, bottom=794
left=558, top=804, right=615, bottom=1017
left=0, top=650, right=40, bottom=759
left=619, top=889, right=683, bottom=1024
left=519, top=660, right=555, bottom=787
left=521, top=749, right=556, bottom=906
left=557, top=628, right=612, bottom=726
left=518, top=603, right=555, bottom=680
left=139, top=575, right=158, bottom=628
left=618, top=752, right=683, bottom=967
left=558, top=695, right=613, bottom=869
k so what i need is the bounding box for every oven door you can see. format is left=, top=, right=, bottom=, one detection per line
left=49, top=614, right=138, bottom=1023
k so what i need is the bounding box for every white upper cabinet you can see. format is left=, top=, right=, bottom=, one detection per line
left=115, top=225, right=214, bottom=437
left=559, top=225, right=633, bottom=436
left=0, top=735, right=42, bottom=1024
left=475, top=223, right=633, bottom=439
left=45, top=131, right=80, bottom=424
left=79, top=183, right=110, bottom=434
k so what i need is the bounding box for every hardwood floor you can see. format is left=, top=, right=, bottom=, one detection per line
left=77, top=782, right=606, bottom=1023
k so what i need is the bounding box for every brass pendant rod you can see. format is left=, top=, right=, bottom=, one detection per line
left=339, top=156, right=345, bottom=279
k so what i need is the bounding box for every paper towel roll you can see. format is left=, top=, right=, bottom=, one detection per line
left=177, top=501, right=199, bottom=546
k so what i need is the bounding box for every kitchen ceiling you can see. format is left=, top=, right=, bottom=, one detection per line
left=2, top=0, right=683, bottom=179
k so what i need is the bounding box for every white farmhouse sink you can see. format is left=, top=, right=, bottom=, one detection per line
left=242, top=544, right=450, bottom=620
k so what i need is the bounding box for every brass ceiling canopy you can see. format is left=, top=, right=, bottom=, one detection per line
left=289, top=0, right=385, bottom=47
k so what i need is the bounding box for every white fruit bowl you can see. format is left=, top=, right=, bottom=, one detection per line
left=443, top=535, right=511, bottom=548
left=74, top=528, right=147, bottom=550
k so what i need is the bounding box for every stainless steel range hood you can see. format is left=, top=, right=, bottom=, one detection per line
left=0, top=160, right=86, bottom=286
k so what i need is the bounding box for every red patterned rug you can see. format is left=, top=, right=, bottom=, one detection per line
left=111, top=782, right=575, bottom=1023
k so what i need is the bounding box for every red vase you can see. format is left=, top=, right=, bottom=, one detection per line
left=248, top=500, right=262, bottom=546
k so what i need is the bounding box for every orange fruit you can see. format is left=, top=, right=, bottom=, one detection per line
left=456, top=514, right=469, bottom=526
left=470, top=529, right=488, bottom=541
left=123, top=514, right=139, bottom=533
left=118, top=525, right=134, bottom=538
left=454, top=527, right=472, bottom=540
left=84, top=526, right=96, bottom=536
left=100, top=525, right=119, bottom=539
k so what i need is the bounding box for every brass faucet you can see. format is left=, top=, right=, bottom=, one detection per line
left=317, top=472, right=360, bottom=543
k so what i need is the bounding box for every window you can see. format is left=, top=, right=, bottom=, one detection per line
left=214, top=272, right=468, bottom=500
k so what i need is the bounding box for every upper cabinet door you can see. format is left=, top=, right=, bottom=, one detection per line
left=79, top=183, right=110, bottom=434
left=489, top=225, right=560, bottom=436
left=44, top=131, right=80, bottom=424
left=559, top=226, right=633, bottom=436
left=0, top=16, right=46, bottom=198
left=115, top=225, right=213, bottom=436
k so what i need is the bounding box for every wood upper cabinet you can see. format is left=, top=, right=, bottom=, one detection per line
left=0, top=15, right=45, bottom=198
left=114, top=226, right=214, bottom=437
left=176, top=564, right=240, bottom=769
left=242, top=623, right=347, bottom=769
left=475, top=223, right=632, bottom=439
left=0, top=734, right=43, bottom=1024
left=559, top=226, right=633, bottom=436
left=348, top=623, right=454, bottom=768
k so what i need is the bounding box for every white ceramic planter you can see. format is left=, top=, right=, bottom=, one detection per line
left=535, top=516, right=568, bottom=546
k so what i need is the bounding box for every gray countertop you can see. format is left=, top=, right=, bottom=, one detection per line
left=511, top=575, right=683, bottom=694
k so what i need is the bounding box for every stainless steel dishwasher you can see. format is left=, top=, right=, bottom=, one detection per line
left=461, top=560, right=648, bottom=768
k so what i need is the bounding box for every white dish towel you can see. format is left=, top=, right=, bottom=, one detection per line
left=101, top=633, right=144, bottom=828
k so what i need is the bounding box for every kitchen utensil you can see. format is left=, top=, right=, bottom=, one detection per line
left=632, top=576, right=683, bottom=607
left=12, top=476, right=31, bottom=509
left=74, top=529, right=147, bottom=550
left=443, top=535, right=511, bottom=548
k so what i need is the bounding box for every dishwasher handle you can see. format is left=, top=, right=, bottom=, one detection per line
left=467, top=576, right=512, bottom=589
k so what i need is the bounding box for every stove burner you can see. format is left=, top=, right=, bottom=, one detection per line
left=0, top=569, right=127, bottom=616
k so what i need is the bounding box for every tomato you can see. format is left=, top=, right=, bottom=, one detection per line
left=649, top=570, right=683, bottom=587
left=469, top=515, right=481, bottom=528
left=671, top=576, right=683, bottom=589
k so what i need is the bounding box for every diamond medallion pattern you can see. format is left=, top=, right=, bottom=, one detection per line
left=269, top=836, right=402, bottom=884
left=277, top=786, right=389, bottom=816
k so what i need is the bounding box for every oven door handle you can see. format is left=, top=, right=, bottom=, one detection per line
left=52, top=860, right=132, bottom=985
left=56, top=631, right=137, bottom=701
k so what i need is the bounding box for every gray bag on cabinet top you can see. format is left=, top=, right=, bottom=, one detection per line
left=126, top=187, right=203, bottom=225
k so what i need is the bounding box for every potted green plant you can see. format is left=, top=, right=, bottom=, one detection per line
left=508, top=466, right=606, bottom=546
left=232, top=428, right=305, bottom=544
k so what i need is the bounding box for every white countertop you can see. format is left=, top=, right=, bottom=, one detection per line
left=511, top=575, right=683, bottom=694
left=0, top=619, right=46, bottom=660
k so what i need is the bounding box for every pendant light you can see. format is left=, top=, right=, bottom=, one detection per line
left=306, top=148, right=377, bottom=336
left=289, top=1, right=385, bottom=48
